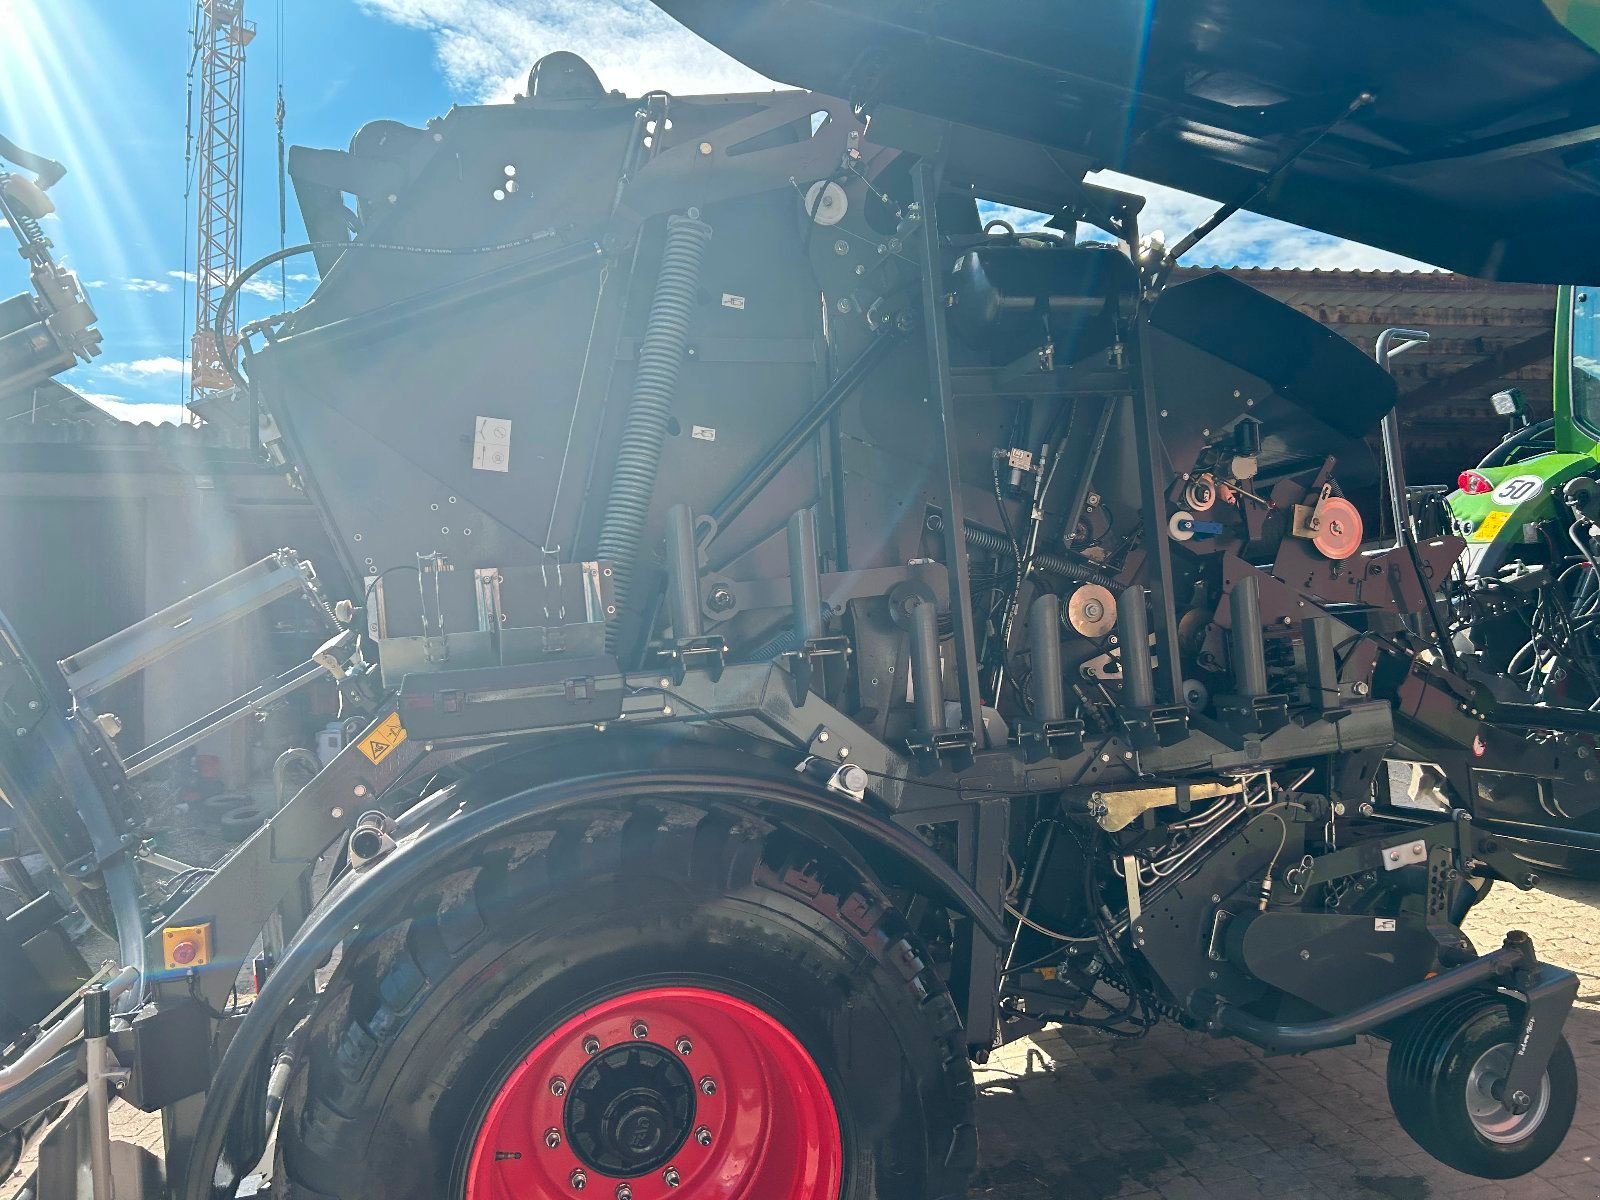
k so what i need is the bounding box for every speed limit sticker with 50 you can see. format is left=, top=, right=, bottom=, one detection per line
left=1490, top=474, right=1544, bottom=505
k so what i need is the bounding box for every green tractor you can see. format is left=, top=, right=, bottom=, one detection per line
left=1442, top=284, right=1600, bottom=868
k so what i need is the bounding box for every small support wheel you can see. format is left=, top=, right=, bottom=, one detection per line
left=1386, top=993, right=1577, bottom=1178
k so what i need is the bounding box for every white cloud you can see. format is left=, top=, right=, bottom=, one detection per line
left=83, top=279, right=106, bottom=289
left=100, top=356, right=187, bottom=379
left=122, top=277, right=172, bottom=294
left=79, top=393, right=187, bottom=425
left=239, top=276, right=289, bottom=300
left=287, top=272, right=313, bottom=283
left=167, top=269, right=197, bottom=283
left=358, top=0, right=770, bottom=102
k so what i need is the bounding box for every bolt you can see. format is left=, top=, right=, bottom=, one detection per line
left=550, top=1076, right=567, bottom=1097
left=663, top=706, right=674, bottom=717
left=1210, top=894, right=1222, bottom=904
left=695, top=1126, right=713, bottom=1147
left=583, top=1036, right=601, bottom=1056
left=545, top=1128, right=562, bottom=1149
left=1388, top=849, right=1402, bottom=863
left=707, top=585, right=736, bottom=612
left=1510, top=1089, right=1533, bottom=1113
left=331, top=807, right=345, bottom=820
left=1359, top=801, right=1374, bottom=816
left=817, top=731, right=830, bottom=743
left=664, top=1168, right=681, bottom=1188
left=833, top=239, right=850, bottom=256
left=570, top=1169, right=587, bottom=1190
left=699, top=142, right=713, bottom=156
left=1353, top=681, right=1370, bottom=696
left=837, top=746, right=850, bottom=759
left=1299, top=949, right=1311, bottom=961
left=353, top=783, right=369, bottom=798
left=1333, top=802, right=1346, bottom=816
left=699, top=1077, right=717, bottom=1096
left=27, top=700, right=39, bottom=711
left=836, top=298, right=853, bottom=314
left=632, top=1021, right=649, bottom=1040
left=616, top=1188, right=632, bottom=1200
left=674, top=1036, right=693, bottom=1055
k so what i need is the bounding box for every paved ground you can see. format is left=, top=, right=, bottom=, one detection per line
left=8, top=877, right=1600, bottom=1199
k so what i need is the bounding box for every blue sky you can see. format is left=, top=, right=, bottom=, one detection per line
left=3, top=0, right=1435, bottom=423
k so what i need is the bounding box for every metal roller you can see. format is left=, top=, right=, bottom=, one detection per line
left=787, top=507, right=825, bottom=643
left=1029, top=593, right=1065, bottom=722
left=909, top=598, right=945, bottom=736
left=1117, top=584, right=1155, bottom=709
left=1230, top=574, right=1269, bottom=698
left=665, top=503, right=702, bottom=639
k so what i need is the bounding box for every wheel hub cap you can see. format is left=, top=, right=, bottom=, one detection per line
left=1465, top=1044, right=1550, bottom=1144
left=567, top=1044, right=695, bottom=1176
left=464, top=987, right=842, bottom=1199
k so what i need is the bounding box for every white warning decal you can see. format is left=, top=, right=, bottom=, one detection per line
left=472, top=416, right=512, bottom=472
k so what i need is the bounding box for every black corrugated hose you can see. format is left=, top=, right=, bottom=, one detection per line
left=597, top=213, right=714, bottom=646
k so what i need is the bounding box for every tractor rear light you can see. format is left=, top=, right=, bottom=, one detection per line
left=1457, top=471, right=1494, bottom=495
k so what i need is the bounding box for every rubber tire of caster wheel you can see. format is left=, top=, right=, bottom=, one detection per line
left=1386, top=993, right=1577, bottom=1179
left=275, top=803, right=977, bottom=1199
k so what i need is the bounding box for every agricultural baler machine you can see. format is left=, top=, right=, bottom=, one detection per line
left=6, top=1, right=1600, bottom=1196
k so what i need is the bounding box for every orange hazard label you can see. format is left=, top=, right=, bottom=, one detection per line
left=358, top=712, right=407, bottom=765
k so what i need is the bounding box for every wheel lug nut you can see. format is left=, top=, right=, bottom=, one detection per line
left=695, top=1126, right=712, bottom=1147
left=699, top=1077, right=717, bottom=1096
left=582, top=1035, right=601, bottom=1055
left=675, top=1037, right=693, bottom=1055
left=615, top=1186, right=632, bottom=1200
left=631, top=1021, right=649, bottom=1040
left=663, top=1166, right=681, bottom=1188
left=550, top=1076, right=567, bottom=1097
left=545, top=1127, right=561, bottom=1149
left=570, top=1168, right=587, bottom=1190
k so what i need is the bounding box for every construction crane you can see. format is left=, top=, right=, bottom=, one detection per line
left=187, top=0, right=254, bottom=407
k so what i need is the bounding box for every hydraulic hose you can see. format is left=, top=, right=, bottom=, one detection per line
left=962, top=522, right=1121, bottom=591
left=597, top=214, right=714, bottom=643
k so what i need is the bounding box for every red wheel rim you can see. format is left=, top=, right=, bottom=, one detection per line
left=464, top=986, right=842, bottom=1199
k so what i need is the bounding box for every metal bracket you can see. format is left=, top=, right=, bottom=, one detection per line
left=780, top=634, right=850, bottom=704
left=1499, top=931, right=1580, bottom=1114
left=1011, top=717, right=1085, bottom=763
left=1119, top=703, right=1190, bottom=751
left=660, top=634, right=729, bottom=684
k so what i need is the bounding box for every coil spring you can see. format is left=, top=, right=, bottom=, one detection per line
left=0, top=170, right=47, bottom=249
left=597, top=214, right=714, bottom=645
left=961, top=522, right=1121, bottom=591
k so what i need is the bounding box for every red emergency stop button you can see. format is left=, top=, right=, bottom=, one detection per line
left=162, top=921, right=213, bottom=971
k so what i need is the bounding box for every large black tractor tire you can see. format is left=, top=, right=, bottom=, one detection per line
left=1386, top=993, right=1577, bottom=1179
left=276, top=802, right=976, bottom=1199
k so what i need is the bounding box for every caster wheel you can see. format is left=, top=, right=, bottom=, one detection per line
left=1386, top=994, right=1577, bottom=1178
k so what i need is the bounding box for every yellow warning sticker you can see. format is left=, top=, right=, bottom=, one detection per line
left=1471, top=510, right=1512, bottom=543
left=358, top=712, right=408, bottom=764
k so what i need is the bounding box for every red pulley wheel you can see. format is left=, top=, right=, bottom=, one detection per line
left=1312, top=497, right=1363, bottom=560
left=465, top=986, right=842, bottom=1200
